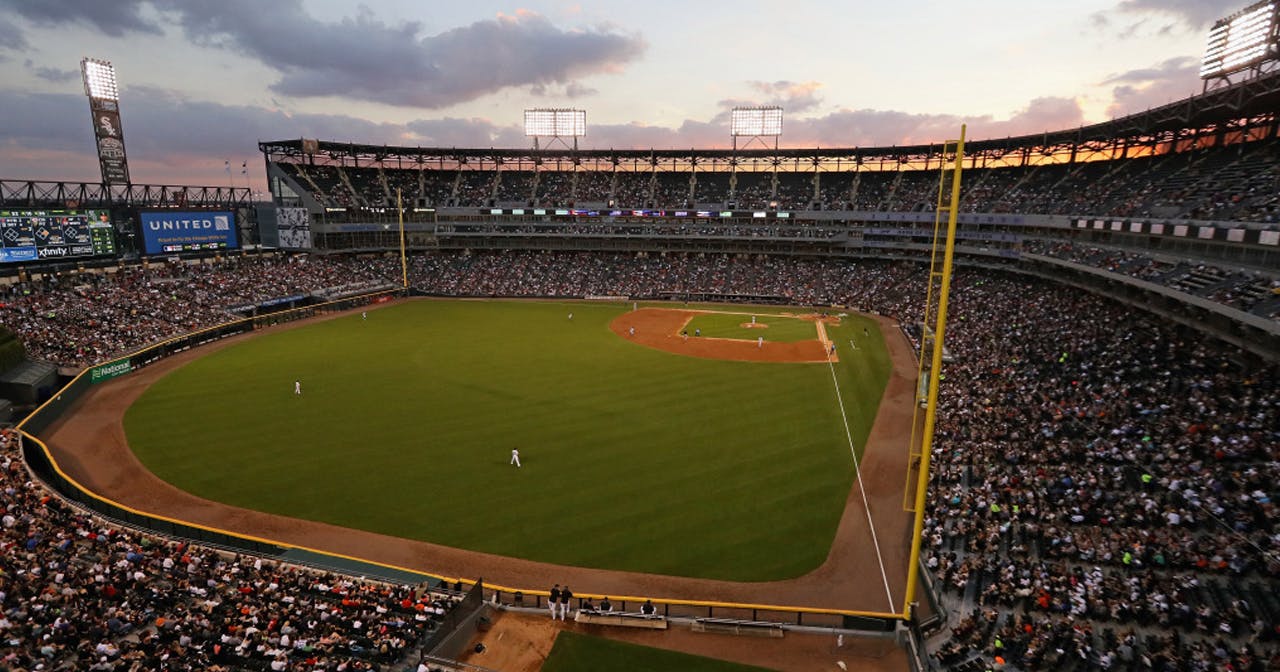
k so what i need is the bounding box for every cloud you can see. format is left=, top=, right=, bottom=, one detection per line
left=0, top=83, right=1095, bottom=189
left=0, top=88, right=412, bottom=185
left=1114, top=0, right=1243, bottom=29
left=0, top=0, right=162, bottom=37
left=528, top=81, right=599, bottom=99
left=155, top=0, right=644, bottom=109
left=32, top=66, right=79, bottom=84
left=25, top=55, right=1228, bottom=193
left=565, top=82, right=598, bottom=99
left=0, top=1, right=644, bottom=109
left=1091, top=0, right=1243, bottom=37
left=1101, top=57, right=1200, bottom=117
left=749, top=80, right=824, bottom=113
left=0, top=16, right=27, bottom=51
left=716, top=80, right=825, bottom=119
left=403, top=117, right=525, bottom=147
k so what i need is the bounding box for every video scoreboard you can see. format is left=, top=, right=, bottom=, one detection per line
left=0, top=210, right=117, bottom=263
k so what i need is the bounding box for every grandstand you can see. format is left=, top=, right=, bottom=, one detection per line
left=1, top=5, right=1279, bottom=672
left=256, top=71, right=1280, bottom=362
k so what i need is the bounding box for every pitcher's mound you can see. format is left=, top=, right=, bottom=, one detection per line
left=611, top=308, right=831, bottom=363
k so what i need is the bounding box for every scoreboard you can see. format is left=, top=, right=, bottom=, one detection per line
left=0, top=210, right=117, bottom=263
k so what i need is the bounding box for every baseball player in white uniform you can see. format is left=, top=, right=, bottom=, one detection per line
left=510, top=448, right=521, bottom=467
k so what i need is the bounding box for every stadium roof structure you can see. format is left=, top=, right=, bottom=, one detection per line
left=0, top=179, right=253, bottom=209
left=261, top=70, right=1280, bottom=170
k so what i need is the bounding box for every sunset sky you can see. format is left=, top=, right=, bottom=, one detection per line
left=0, top=0, right=1250, bottom=190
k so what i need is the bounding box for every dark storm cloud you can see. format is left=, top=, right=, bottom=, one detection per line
left=157, top=1, right=644, bottom=109
left=0, top=0, right=162, bottom=37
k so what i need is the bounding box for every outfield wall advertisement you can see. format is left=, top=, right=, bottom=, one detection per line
left=140, top=211, right=238, bottom=255
left=90, top=357, right=133, bottom=384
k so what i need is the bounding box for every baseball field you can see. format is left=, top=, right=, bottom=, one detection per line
left=119, top=299, right=892, bottom=582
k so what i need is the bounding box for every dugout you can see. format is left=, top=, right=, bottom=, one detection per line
left=0, top=360, right=59, bottom=406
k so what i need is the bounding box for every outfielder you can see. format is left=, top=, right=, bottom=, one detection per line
left=294, top=380, right=301, bottom=395
left=510, top=448, right=521, bottom=467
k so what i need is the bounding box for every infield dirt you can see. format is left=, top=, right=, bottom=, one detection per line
left=610, top=307, right=838, bottom=363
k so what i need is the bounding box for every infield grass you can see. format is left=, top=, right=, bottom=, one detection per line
left=542, top=631, right=775, bottom=672
left=124, top=299, right=892, bottom=581
left=682, top=311, right=817, bottom=342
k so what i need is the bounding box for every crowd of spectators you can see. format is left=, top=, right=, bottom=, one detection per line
left=0, top=255, right=392, bottom=368
left=278, top=137, right=1279, bottom=223
left=731, top=172, right=773, bottom=209
left=534, top=171, right=574, bottom=207
left=573, top=171, right=613, bottom=205
left=1022, top=239, right=1280, bottom=318
left=918, top=274, right=1279, bottom=671
left=0, top=248, right=1276, bottom=670
left=408, top=251, right=922, bottom=315
left=493, top=171, right=535, bottom=205
left=0, top=429, right=458, bottom=672
left=435, top=221, right=844, bottom=241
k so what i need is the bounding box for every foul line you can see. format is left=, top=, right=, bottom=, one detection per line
left=825, top=343, right=896, bottom=613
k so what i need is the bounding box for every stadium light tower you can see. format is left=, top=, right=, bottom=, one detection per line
left=524, top=108, right=586, bottom=151
left=730, top=106, right=783, bottom=152
left=1200, top=0, right=1280, bottom=91
left=80, top=57, right=131, bottom=185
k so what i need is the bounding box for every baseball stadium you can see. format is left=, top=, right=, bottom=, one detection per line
left=1, top=2, right=1279, bottom=671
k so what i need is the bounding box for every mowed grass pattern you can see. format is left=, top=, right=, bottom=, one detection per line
left=542, top=631, right=775, bottom=672
left=124, top=300, right=891, bottom=581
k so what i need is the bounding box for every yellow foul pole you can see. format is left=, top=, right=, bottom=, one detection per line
left=397, top=188, right=408, bottom=289
left=901, top=125, right=965, bottom=620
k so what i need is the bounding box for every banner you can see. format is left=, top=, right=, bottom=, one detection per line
left=90, top=357, right=133, bottom=384
left=89, top=98, right=130, bottom=185
left=140, top=211, right=238, bottom=254
left=277, top=207, right=312, bottom=249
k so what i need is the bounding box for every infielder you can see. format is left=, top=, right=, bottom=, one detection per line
left=757, top=336, right=763, bottom=348
left=510, top=448, right=521, bottom=467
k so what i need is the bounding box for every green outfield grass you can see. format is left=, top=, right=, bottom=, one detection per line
left=123, top=299, right=892, bottom=581
left=542, top=631, right=775, bottom=672
left=682, top=311, right=817, bottom=342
